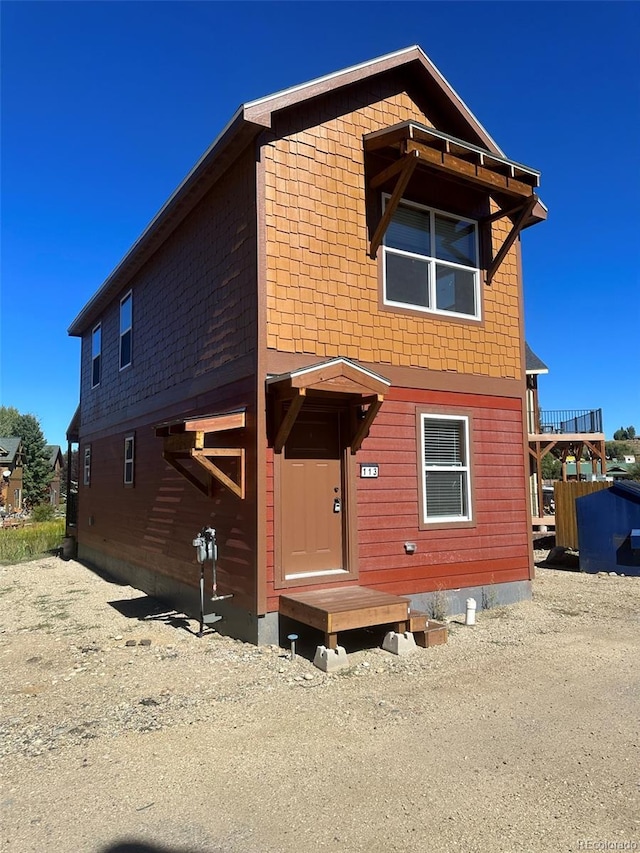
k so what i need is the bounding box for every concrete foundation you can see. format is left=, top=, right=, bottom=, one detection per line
left=382, top=630, right=417, bottom=656
left=408, top=580, right=532, bottom=621
left=76, top=543, right=531, bottom=646
left=76, top=544, right=279, bottom=645
left=313, top=645, right=349, bottom=672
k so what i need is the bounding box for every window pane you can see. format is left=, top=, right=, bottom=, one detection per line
left=385, top=204, right=430, bottom=255
left=425, top=471, right=466, bottom=517
left=120, top=294, right=132, bottom=332
left=120, top=330, right=132, bottom=368
left=424, top=418, right=465, bottom=466
left=92, top=326, right=101, bottom=357
left=435, top=265, right=476, bottom=316
left=435, top=215, right=476, bottom=266
left=385, top=253, right=429, bottom=307
left=92, top=355, right=101, bottom=388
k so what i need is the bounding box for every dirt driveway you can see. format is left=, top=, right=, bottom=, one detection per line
left=1, top=556, right=638, bottom=853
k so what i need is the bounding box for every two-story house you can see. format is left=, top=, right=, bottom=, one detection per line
left=67, top=46, right=546, bottom=645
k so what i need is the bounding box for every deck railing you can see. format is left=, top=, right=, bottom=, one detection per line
left=536, top=408, right=603, bottom=434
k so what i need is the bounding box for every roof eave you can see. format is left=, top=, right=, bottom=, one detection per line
left=68, top=108, right=267, bottom=336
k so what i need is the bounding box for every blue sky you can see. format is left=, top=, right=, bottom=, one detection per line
left=1, top=1, right=639, bottom=446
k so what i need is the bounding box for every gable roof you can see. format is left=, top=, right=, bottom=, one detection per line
left=0, top=438, right=22, bottom=466
left=68, top=46, right=518, bottom=337
left=525, top=342, right=549, bottom=374
left=45, top=445, right=63, bottom=468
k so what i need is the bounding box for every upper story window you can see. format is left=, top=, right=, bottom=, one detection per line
left=91, top=324, right=101, bottom=388
left=420, top=413, right=471, bottom=523
left=383, top=199, right=480, bottom=320
left=123, top=435, right=135, bottom=485
left=119, top=291, right=132, bottom=370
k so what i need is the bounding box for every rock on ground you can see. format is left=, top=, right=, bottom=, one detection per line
left=1, top=556, right=639, bottom=853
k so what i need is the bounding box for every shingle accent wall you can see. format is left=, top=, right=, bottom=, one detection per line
left=263, top=87, right=522, bottom=379
left=80, top=147, right=257, bottom=428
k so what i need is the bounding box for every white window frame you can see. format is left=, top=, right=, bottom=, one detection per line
left=119, top=291, right=132, bottom=370
left=91, top=323, right=101, bottom=388
left=123, top=435, right=135, bottom=485
left=382, top=196, right=481, bottom=321
left=83, top=446, right=91, bottom=487
left=420, top=413, right=472, bottom=523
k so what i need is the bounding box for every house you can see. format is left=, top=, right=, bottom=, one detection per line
left=45, top=445, right=64, bottom=506
left=526, top=343, right=606, bottom=519
left=67, top=46, right=547, bottom=645
left=0, top=438, right=24, bottom=513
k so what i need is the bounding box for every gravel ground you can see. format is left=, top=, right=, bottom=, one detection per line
left=1, top=554, right=639, bottom=853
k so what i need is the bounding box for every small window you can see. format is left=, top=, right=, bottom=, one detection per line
left=91, top=324, right=101, bottom=388
left=124, top=435, right=135, bottom=485
left=383, top=199, right=480, bottom=320
left=420, top=414, right=471, bottom=523
left=119, top=291, right=132, bottom=370
left=83, top=446, right=91, bottom=486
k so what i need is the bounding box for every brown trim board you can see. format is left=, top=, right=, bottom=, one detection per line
left=266, top=350, right=524, bottom=400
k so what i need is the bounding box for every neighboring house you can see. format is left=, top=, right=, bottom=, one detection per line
left=67, top=46, right=548, bottom=644
left=526, top=344, right=605, bottom=519
left=45, top=445, right=64, bottom=506
left=0, top=438, right=24, bottom=512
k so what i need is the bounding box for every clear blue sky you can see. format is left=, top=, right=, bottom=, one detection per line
left=2, top=1, right=638, bottom=447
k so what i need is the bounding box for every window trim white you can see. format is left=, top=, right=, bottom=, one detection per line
left=382, top=195, right=481, bottom=321
left=91, top=323, right=101, bottom=388
left=420, top=413, right=472, bottom=524
left=119, top=291, right=132, bottom=371
left=83, top=446, right=91, bottom=487
left=123, top=435, right=135, bottom=485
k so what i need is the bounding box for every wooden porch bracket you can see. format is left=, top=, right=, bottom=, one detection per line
left=156, top=409, right=247, bottom=499
left=485, top=194, right=538, bottom=285
left=351, top=395, right=383, bottom=454
left=273, top=388, right=306, bottom=454
left=369, top=150, right=419, bottom=258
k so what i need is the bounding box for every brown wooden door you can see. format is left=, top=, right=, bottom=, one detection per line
left=281, top=411, right=344, bottom=578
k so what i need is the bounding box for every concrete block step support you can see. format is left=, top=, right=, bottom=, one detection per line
left=313, top=644, right=349, bottom=672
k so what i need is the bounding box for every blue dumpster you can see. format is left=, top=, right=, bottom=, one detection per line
left=576, top=481, right=640, bottom=575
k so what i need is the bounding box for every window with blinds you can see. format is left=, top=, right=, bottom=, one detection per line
left=420, top=414, right=471, bottom=522
left=383, top=198, right=480, bottom=319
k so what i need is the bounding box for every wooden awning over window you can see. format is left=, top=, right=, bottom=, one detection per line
left=267, top=358, right=390, bottom=454
left=364, top=121, right=546, bottom=282
left=155, top=409, right=246, bottom=499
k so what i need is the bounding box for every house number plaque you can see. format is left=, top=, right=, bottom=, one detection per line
left=360, top=464, right=379, bottom=478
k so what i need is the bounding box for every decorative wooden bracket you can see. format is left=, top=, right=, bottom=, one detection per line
left=369, top=150, right=419, bottom=259
left=273, top=388, right=306, bottom=454
left=156, top=410, right=246, bottom=499
left=485, top=194, right=538, bottom=285
left=351, top=395, right=383, bottom=454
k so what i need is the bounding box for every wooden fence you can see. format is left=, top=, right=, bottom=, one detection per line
left=554, top=481, right=611, bottom=549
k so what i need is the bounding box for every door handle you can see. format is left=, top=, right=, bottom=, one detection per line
left=333, top=498, right=341, bottom=513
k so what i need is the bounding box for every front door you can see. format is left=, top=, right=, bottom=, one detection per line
left=280, top=410, right=344, bottom=579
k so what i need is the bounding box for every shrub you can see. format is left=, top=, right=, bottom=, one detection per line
left=31, top=504, right=55, bottom=522
left=0, top=519, right=65, bottom=563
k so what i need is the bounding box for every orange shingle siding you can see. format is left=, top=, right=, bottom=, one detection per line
left=264, top=89, right=522, bottom=379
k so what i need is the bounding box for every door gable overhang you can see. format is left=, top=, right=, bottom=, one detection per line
left=267, top=358, right=390, bottom=454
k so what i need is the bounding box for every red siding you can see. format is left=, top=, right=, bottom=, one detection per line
left=264, top=386, right=529, bottom=612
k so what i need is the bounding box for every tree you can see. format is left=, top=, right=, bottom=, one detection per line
left=613, top=425, right=637, bottom=441
left=628, top=462, right=640, bottom=482
left=0, top=406, right=20, bottom=436
left=12, top=413, right=52, bottom=508
left=541, top=453, right=562, bottom=480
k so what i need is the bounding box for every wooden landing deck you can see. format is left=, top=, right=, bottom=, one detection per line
left=279, top=586, right=410, bottom=650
